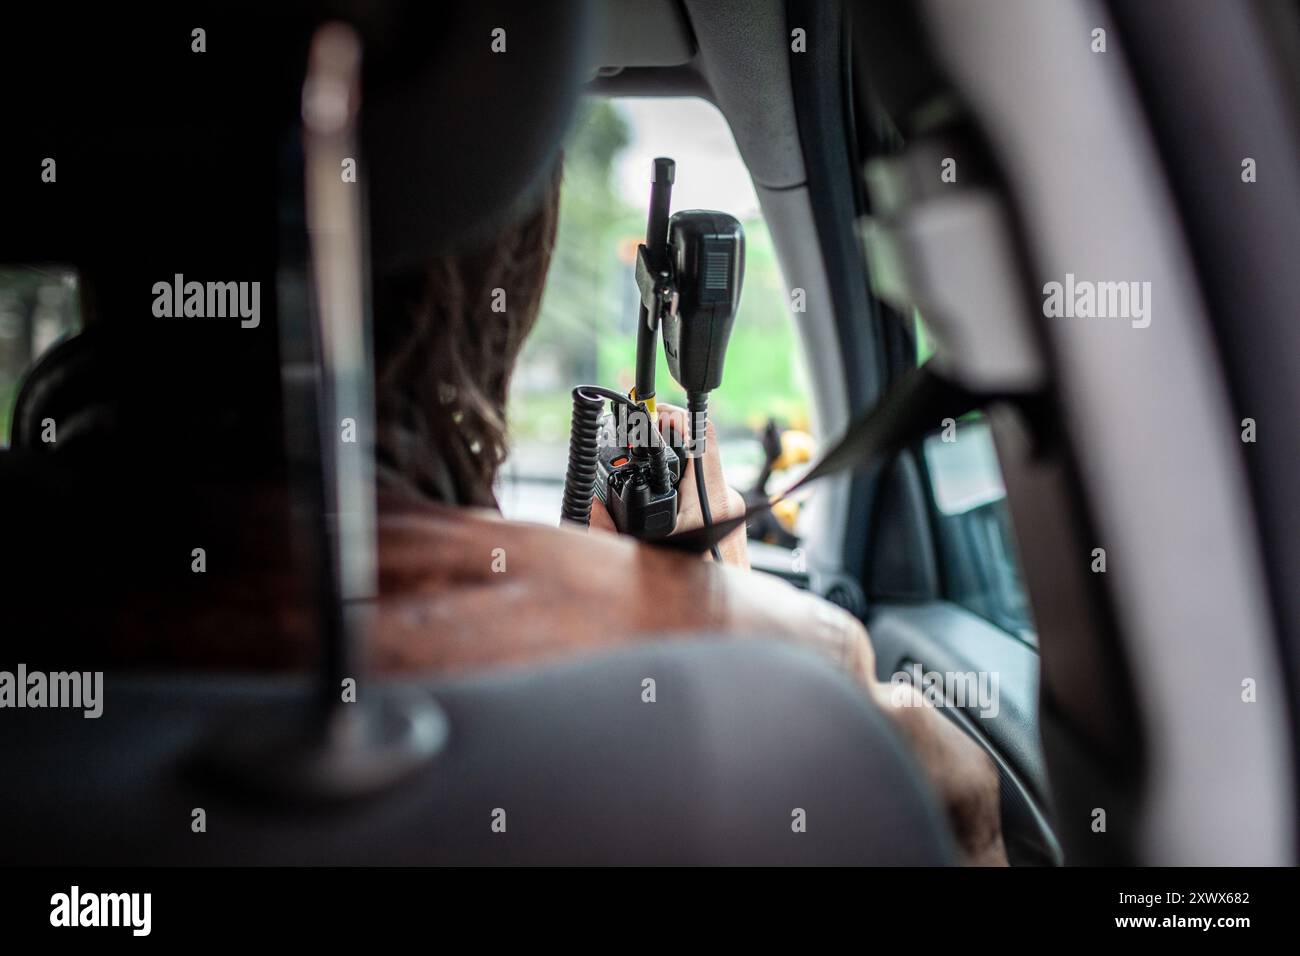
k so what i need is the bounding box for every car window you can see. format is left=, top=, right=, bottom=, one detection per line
left=0, top=267, right=81, bottom=447
left=498, top=97, right=813, bottom=534
left=915, top=311, right=1036, bottom=643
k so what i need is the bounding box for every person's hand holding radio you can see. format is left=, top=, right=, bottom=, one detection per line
left=589, top=403, right=749, bottom=567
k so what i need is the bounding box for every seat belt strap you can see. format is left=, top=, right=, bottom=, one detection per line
left=652, top=362, right=990, bottom=554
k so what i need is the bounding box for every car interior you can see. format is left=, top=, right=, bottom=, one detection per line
left=1, top=0, right=1298, bottom=871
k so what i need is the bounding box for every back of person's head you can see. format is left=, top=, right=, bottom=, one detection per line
left=373, top=163, right=563, bottom=508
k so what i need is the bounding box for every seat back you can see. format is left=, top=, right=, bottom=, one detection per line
left=0, top=642, right=953, bottom=865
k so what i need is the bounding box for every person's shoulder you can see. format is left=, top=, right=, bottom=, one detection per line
left=377, top=496, right=650, bottom=590
left=711, top=561, right=876, bottom=684
left=374, top=497, right=873, bottom=685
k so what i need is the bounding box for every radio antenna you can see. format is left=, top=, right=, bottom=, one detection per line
left=632, top=157, right=675, bottom=411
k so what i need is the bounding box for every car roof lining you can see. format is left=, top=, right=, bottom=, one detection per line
left=590, top=0, right=696, bottom=69
left=587, top=0, right=807, bottom=191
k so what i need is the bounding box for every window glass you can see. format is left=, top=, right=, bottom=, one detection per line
left=915, top=312, right=1035, bottom=642
left=0, top=267, right=81, bottom=446
left=500, top=97, right=812, bottom=533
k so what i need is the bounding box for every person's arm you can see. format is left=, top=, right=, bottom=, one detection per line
left=723, top=569, right=1008, bottom=865
left=871, top=680, right=1008, bottom=865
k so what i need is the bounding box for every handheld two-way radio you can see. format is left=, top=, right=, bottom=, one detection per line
left=560, top=157, right=744, bottom=556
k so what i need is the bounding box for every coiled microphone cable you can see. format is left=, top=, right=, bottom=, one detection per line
left=560, top=385, right=646, bottom=527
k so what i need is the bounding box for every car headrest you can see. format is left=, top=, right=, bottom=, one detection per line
left=0, top=1, right=593, bottom=272
left=10, top=322, right=285, bottom=474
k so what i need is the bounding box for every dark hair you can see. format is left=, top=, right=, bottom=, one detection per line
left=373, top=165, right=563, bottom=508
